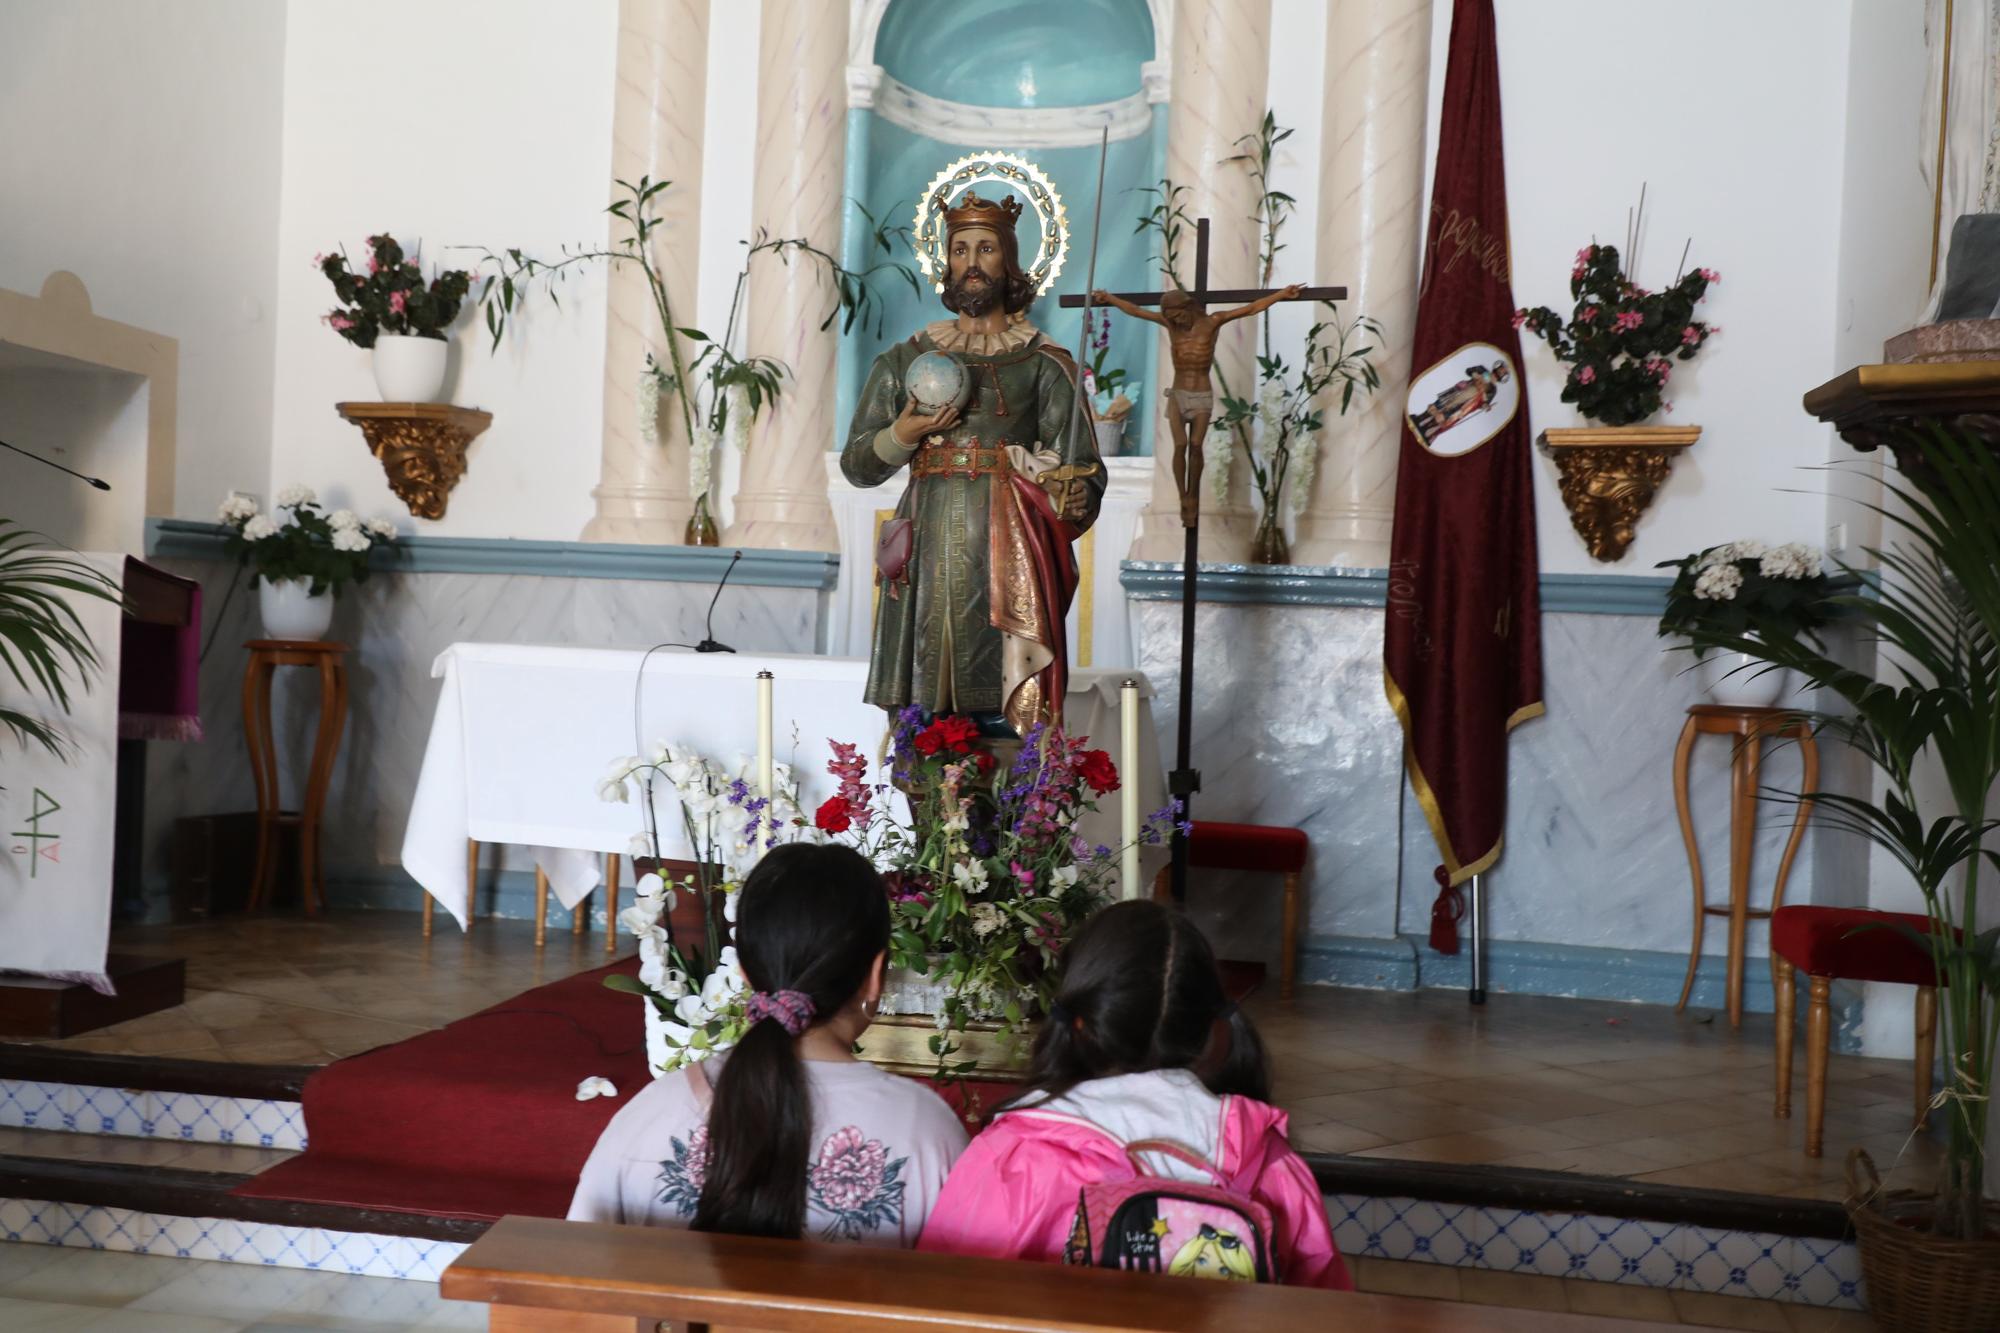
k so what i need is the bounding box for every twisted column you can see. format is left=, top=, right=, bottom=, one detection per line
left=1292, top=0, right=1430, bottom=567
left=581, top=0, right=710, bottom=544
left=1129, top=0, right=1271, bottom=563
left=722, top=0, right=846, bottom=551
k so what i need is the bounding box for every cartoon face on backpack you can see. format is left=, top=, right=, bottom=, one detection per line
left=1167, top=1221, right=1256, bottom=1281
left=1065, top=1186, right=1274, bottom=1282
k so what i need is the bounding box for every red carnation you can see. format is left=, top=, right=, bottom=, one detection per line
left=916, top=714, right=981, bottom=756
left=1077, top=749, right=1119, bottom=795
left=814, top=795, right=853, bottom=833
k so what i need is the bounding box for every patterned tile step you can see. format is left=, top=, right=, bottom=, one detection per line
left=0, top=1080, right=305, bottom=1150
left=0, top=1197, right=464, bottom=1282
left=1327, top=1193, right=1864, bottom=1310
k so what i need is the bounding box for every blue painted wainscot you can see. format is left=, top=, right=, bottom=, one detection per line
left=1120, top=561, right=1867, bottom=1043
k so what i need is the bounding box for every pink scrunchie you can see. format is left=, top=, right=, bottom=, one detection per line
left=744, top=989, right=816, bottom=1037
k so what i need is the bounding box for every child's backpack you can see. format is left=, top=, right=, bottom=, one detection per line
left=1061, top=1136, right=1278, bottom=1283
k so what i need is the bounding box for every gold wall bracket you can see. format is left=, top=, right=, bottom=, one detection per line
left=335, top=402, right=493, bottom=520
left=1539, top=425, right=1701, bottom=563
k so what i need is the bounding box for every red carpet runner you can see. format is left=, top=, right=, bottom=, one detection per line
left=234, top=960, right=656, bottom=1221
left=233, top=958, right=1008, bottom=1222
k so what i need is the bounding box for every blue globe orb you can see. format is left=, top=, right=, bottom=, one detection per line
left=906, top=350, right=972, bottom=416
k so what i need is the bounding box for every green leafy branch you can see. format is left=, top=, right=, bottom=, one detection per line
left=0, top=522, right=120, bottom=767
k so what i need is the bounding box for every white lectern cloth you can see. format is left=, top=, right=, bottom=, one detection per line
left=0, top=553, right=123, bottom=990
left=401, top=644, right=1165, bottom=930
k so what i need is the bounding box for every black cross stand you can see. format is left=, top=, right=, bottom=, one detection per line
left=1060, top=218, right=1345, bottom=902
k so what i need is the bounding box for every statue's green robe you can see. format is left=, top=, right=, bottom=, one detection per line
left=841, top=319, right=1104, bottom=727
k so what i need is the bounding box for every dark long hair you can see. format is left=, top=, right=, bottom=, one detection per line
left=690, top=843, right=889, bottom=1238
left=1005, top=899, right=1270, bottom=1113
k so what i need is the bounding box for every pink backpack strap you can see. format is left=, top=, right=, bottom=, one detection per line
left=1122, top=1136, right=1229, bottom=1187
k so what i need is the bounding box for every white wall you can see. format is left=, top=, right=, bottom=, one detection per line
left=1419, top=0, right=1859, bottom=577
left=265, top=0, right=619, bottom=540
left=0, top=0, right=285, bottom=527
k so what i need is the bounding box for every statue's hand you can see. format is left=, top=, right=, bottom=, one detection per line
left=1281, top=282, right=1305, bottom=301
left=892, top=396, right=962, bottom=447
left=1090, top=289, right=1114, bottom=307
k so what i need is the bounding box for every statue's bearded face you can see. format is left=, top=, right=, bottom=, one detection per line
left=941, top=225, right=1036, bottom=316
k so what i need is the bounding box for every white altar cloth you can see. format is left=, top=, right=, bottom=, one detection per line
left=401, top=643, right=1166, bottom=929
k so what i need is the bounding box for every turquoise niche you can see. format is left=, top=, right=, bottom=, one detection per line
left=839, top=0, right=1165, bottom=457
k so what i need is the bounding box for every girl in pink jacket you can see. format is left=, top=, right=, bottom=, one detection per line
left=918, top=900, right=1350, bottom=1290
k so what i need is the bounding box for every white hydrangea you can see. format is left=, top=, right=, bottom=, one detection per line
left=218, top=492, right=259, bottom=525
left=1760, top=542, right=1823, bottom=580
left=365, top=516, right=398, bottom=540
left=331, top=526, right=370, bottom=553
left=328, top=508, right=361, bottom=531
left=1694, top=563, right=1744, bottom=601
left=1698, top=539, right=1767, bottom=571
left=275, top=484, right=316, bottom=508
left=242, top=514, right=279, bottom=542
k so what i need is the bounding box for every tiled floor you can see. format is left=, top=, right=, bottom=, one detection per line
left=1351, top=1257, right=1875, bottom=1329
left=0, top=1245, right=480, bottom=1329
left=37, top=910, right=1943, bottom=1204
left=0, top=1126, right=298, bottom=1174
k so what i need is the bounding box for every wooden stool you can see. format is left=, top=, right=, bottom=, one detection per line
left=1671, top=704, right=1819, bottom=1028
left=1771, top=905, right=1945, bottom=1157
left=1153, top=821, right=1308, bottom=1000
left=430, top=843, right=618, bottom=953
left=242, top=640, right=349, bottom=915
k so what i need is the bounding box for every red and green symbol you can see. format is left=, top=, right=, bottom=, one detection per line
left=10, top=788, right=61, bottom=877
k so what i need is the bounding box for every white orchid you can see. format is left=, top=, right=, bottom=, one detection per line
left=574, top=1076, right=619, bottom=1101
left=1050, top=865, right=1080, bottom=890
left=952, top=860, right=990, bottom=893
left=242, top=515, right=279, bottom=542
left=276, top=484, right=316, bottom=508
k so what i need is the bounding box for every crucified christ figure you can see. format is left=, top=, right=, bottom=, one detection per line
left=1091, top=282, right=1303, bottom=526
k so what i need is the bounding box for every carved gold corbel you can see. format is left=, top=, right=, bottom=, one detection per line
left=335, top=403, right=493, bottom=520
left=1538, top=426, right=1701, bottom=563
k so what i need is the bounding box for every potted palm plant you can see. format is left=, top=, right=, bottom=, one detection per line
left=1677, top=426, right=1999, bottom=1331
left=0, top=520, right=119, bottom=764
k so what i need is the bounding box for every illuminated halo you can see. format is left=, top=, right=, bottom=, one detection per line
left=912, top=151, right=1070, bottom=298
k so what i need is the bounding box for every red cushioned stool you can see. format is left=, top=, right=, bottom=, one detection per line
left=1152, top=821, right=1308, bottom=1000
left=1771, top=905, right=1945, bottom=1157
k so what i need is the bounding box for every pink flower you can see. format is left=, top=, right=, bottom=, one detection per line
left=1645, top=356, right=1671, bottom=382
left=680, top=1126, right=710, bottom=1191
left=1614, top=311, right=1643, bottom=332
left=1009, top=860, right=1034, bottom=890
left=1577, top=365, right=1597, bottom=385
left=1576, top=245, right=1596, bottom=264
left=1577, top=305, right=1599, bottom=324
left=1699, top=268, right=1720, bottom=284
left=312, top=252, right=327, bottom=268
left=329, top=313, right=354, bottom=331
left=809, top=1127, right=888, bottom=1213
left=389, top=291, right=407, bottom=315
left=1681, top=325, right=1701, bottom=345
left=1509, top=310, right=1527, bottom=329
left=1571, top=263, right=1587, bottom=281
left=368, top=255, right=381, bottom=275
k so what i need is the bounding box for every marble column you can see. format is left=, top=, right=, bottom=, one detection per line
left=1130, top=0, right=1271, bottom=563
left=722, top=0, right=846, bottom=551
left=581, top=0, right=710, bottom=544
left=1291, top=0, right=1430, bottom=568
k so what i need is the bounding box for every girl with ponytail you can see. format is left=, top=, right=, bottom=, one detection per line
left=917, top=899, right=1349, bottom=1289
left=569, top=844, right=968, bottom=1244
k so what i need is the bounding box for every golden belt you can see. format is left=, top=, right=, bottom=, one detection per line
left=911, top=443, right=1009, bottom=480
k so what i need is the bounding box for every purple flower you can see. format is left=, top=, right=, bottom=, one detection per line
left=725, top=778, right=752, bottom=805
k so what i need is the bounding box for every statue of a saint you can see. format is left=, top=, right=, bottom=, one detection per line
left=1410, top=360, right=1511, bottom=447
left=843, top=192, right=1103, bottom=736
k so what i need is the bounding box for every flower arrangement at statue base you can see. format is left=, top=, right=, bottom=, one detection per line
left=596, top=711, right=1175, bottom=1082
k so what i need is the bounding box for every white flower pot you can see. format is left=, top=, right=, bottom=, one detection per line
left=1695, top=648, right=1789, bottom=708
left=258, top=577, right=335, bottom=642
left=371, top=334, right=449, bottom=403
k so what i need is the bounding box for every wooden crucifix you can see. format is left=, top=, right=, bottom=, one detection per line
left=1059, top=218, right=1345, bottom=903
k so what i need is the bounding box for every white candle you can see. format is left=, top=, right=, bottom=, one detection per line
left=756, top=670, right=774, bottom=856
left=1120, top=678, right=1141, bottom=900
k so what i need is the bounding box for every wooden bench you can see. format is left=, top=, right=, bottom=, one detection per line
left=441, top=1215, right=1678, bottom=1332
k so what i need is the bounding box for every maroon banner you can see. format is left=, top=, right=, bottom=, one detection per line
left=1384, top=0, right=1543, bottom=888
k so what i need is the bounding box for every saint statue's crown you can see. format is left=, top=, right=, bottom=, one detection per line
left=945, top=191, right=1023, bottom=235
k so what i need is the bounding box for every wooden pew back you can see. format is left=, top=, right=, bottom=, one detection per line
left=441, top=1215, right=1679, bottom=1332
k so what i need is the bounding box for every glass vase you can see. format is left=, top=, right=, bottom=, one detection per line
left=1249, top=509, right=1290, bottom=566
left=684, top=497, right=719, bottom=547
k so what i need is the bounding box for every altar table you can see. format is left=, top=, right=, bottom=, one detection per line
left=401, top=644, right=1167, bottom=929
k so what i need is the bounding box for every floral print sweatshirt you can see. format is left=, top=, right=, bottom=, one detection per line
left=567, top=1055, right=969, bottom=1246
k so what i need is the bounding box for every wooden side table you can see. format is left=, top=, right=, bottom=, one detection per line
left=1671, top=704, right=1819, bottom=1028
left=243, top=640, right=350, bottom=915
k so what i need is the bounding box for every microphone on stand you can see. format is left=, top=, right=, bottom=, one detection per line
left=0, top=438, right=111, bottom=490
left=695, top=550, right=743, bottom=654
